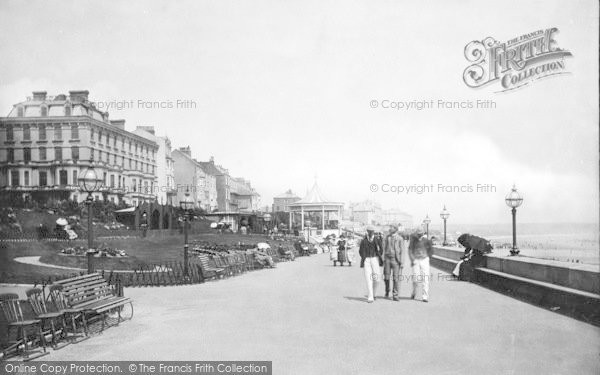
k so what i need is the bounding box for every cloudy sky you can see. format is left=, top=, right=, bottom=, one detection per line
left=0, top=0, right=598, bottom=225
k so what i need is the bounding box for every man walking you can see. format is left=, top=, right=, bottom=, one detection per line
left=359, top=226, right=383, bottom=303
left=383, top=225, right=404, bottom=301
left=409, top=231, right=433, bottom=302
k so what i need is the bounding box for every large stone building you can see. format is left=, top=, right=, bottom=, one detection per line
left=133, top=126, right=176, bottom=206
left=172, top=146, right=215, bottom=211
left=380, top=209, right=413, bottom=228
left=272, top=189, right=301, bottom=212
left=349, top=200, right=382, bottom=225
left=0, top=90, right=158, bottom=206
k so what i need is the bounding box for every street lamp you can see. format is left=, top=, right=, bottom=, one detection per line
left=505, top=184, right=523, bottom=256
left=440, top=205, right=450, bottom=246
left=422, top=214, right=431, bottom=239
left=78, top=166, right=102, bottom=273
left=179, top=189, right=194, bottom=277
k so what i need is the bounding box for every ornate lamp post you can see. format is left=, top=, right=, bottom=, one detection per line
left=440, top=205, right=450, bottom=246
left=179, top=189, right=194, bottom=277
left=422, top=214, right=431, bottom=239
left=78, top=166, right=102, bottom=273
left=505, top=185, right=523, bottom=256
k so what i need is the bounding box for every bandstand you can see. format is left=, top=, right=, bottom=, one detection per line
left=288, top=182, right=344, bottom=241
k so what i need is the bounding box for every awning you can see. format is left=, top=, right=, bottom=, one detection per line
left=114, top=207, right=136, bottom=213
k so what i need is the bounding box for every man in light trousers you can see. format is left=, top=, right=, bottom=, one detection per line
left=359, top=226, right=383, bottom=303
left=409, top=232, right=433, bottom=302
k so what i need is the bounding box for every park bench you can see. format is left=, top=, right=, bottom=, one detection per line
left=197, top=254, right=225, bottom=280
left=53, top=273, right=133, bottom=332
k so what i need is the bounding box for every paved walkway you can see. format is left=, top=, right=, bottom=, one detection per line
left=43, top=253, right=599, bottom=374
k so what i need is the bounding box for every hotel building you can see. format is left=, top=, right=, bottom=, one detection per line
left=0, top=90, right=158, bottom=206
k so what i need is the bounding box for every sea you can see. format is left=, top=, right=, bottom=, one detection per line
left=444, top=222, right=599, bottom=266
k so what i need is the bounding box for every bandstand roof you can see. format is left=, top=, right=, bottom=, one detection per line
left=288, top=182, right=343, bottom=211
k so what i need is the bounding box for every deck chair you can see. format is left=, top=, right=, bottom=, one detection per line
left=26, top=288, right=69, bottom=350
left=48, top=284, right=89, bottom=342
left=0, top=293, right=48, bottom=361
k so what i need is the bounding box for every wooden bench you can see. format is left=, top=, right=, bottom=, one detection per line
left=197, top=254, right=225, bottom=280
left=53, top=273, right=133, bottom=332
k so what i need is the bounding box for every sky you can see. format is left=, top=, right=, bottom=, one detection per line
left=0, top=0, right=598, bottom=225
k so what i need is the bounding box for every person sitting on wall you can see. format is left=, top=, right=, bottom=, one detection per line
left=452, top=233, right=493, bottom=281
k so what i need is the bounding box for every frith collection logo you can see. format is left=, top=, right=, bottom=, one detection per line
left=463, top=28, right=572, bottom=92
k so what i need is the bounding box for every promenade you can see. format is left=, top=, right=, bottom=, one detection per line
left=43, top=253, right=599, bottom=374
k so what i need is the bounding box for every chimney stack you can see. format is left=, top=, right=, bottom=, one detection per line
left=110, top=119, right=126, bottom=130
left=32, top=91, right=47, bottom=101
left=136, top=126, right=155, bottom=135
left=69, top=90, right=89, bottom=102
left=179, top=146, right=192, bottom=156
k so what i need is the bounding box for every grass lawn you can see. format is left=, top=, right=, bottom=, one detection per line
left=0, top=233, right=292, bottom=284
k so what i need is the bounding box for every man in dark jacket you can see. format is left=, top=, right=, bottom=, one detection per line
left=359, top=226, right=383, bottom=303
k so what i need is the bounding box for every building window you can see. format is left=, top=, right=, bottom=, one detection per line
left=7, top=148, right=14, bottom=162
left=6, top=125, right=13, bottom=141
left=54, top=124, right=62, bottom=140
left=113, top=136, right=117, bottom=148
left=118, top=175, right=121, bottom=188
left=24, top=148, right=31, bottom=162
left=23, top=124, right=31, bottom=141
left=24, top=171, right=29, bottom=186
left=98, top=131, right=102, bottom=144
left=55, top=147, right=62, bottom=160
left=41, top=105, right=48, bottom=117
left=17, top=106, right=24, bottom=117
left=133, top=178, right=137, bottom=192
left=73, top=170, right=77, bottom=185
left=71, top=146, right=79, bottom=161
left=110, top=174, right=115, bottom=188
left=64, top=104, right=72, bottom=116
left=103, top=172, right=107, bottom=185
left=11, top=171, right=19, bottom=186
left=105, top=133, right=109, bottom=144
left=39, top=147, right=46, bottom=160
left=59, top=170, right=68, bottom=185
left=71, top=124, right=79, bottom=139
left=122, top=138, right=124, bottom=149
left=91, top=128, right=94, bottom=141
left=39, top=171, right=47, bottom=186
left=129, top=159, right=132, bottom=169
left=39, top=124, right=46, bottom=140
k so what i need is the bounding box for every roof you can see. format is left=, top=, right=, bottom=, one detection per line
left=274, top=189, right=300, bottom=199
left=289, top=182, right=343, bottom=208
left=197, top=161, right=222, bottom=176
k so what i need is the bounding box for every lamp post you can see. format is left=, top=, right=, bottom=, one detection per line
left=422, top=214, right=431, bottom=239
left=78, top=166, right=102, bottom=273
left=179, top=189, right=194, bottom=277
left=505, top=185, right=523, bottom=256
left=440, top=205, right=450, bottom=246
